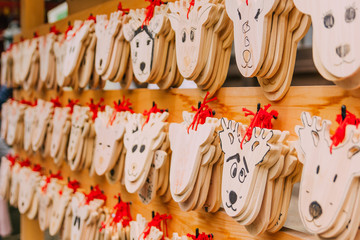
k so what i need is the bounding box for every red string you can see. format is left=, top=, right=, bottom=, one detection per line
left=187, top=92, right=217, bottom=133
left=240, top=104, right=278, bottom=149
left=118, top=2, right=130, bottom=15
left=187, top=0, right=195, bottom=19
left=67, top=179, right=80, bottom=193
left=87, top=14, right=97, bottom=23
left=50, top=25, right=61, bottom=35
left=108, top=96, right=134, bottom=126
left=33, top=32, right=39, bottom=38
left=87, top=98, right=105, bottom=121
left=111, top=194, right=132, bottom=227
left=65, top=99, right=79, bottom=114
left=58, top=189, right=63, bottom=196
left=142, top=0, right=164, bottom=28
left=41, top=171, right=63, bottom=193
left=32, top=164, right=42, bottom=173
left=6, top=43, right=13, bottom=52
left=84, top=185, right=107, bottom=205
left=330, top=110, right=360, bottom=153
left=246, top=0, right=248, bottom=5
left=142, top=213, right=172, bottom=240
left=19, top=99, right=37, bottom=106
left=19, top=158, right=31, bottom=168
left=64, top=24, right=73, bottom=39
left=142, top=102, right=166, bottom=130
left=50, top=97, right=62, bottom=108
left=187, top=233, right=213, bottom=240
left=6, top=154, right=18, bottom=167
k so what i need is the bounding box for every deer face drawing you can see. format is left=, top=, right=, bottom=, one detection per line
left=93, top=107, right=126, bottom=176
left=19, top=39, right=37, bottom=82
left=124, top=11, right=165, bottom=83
left=24, top=106, right=35, bottom=151
left=9, top=164, right=21, bottom=207
left=95, top=12, right=122, bottom=75
left=18, top=169, right=40, bottom=214
left=54, top=37, right=67, bottom=87
left=67, top=106, right=89, bottom=161
left=63, top=20, right=91, bottom=78
left=32, top=100, right=54, bottom=150
left=6, top=101, right=24, bottom=145
left=38, top=180, right=61, bottom=231
left=294, top=0, right=360, bottom=78
left=50, top=107, right=71, bottom=158
left=124, top=112, right=168, bottom=183
left=38, top=33, right=55, bottom=82
left=168, top=0, right=215, bottom=78
left=219, top=118, right=275, bottom=217
left=225, top=0, right=277, bottom=77
left=169, top=111, right=217, bottom=197
left=296, top=112, right=360, bottom=233
left=49, top=187, right=72, bottom=236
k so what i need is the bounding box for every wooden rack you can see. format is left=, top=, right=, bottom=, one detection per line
left=13, top=86, right=357, bottom=240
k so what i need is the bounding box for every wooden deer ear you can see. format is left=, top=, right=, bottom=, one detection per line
left=168, top=11, right=180, bottom=31
left=198, top=4, right=214, bottom=25
left=225, top=0, right=239, bottom=21
left=311, top=130, right=320, bottom=147
left=293, top=0, right=312, bottom=15
left=348, top=146, right=360, bottom=159
left=149, top=14, right=164, bottom=36
left=123, top=24, right=135, bottom=41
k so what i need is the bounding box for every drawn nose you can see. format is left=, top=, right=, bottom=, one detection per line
left=336, top=44, right=350, bottom=58
left=229, top=191, right=238, bottom=205
left=140, top=62, right=146, bottom=71
left=309, top=201, right=322, bottom=219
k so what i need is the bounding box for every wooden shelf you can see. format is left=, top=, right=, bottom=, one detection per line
left=14, top=85, right=357, bottom=240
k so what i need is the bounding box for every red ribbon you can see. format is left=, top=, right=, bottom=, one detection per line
left=6, top=154, right=18, bottom=167
left=67, top=179, right=80, bottom=193
left=330, top=108, right=360, bottom=153
left=19, top=158, right=31, bottom=168
left=66, top=99, right=79, bottom=114
left=187, top=92, right=216, bottom=133
left=118, top=2, right=130, bottom=15
left=87, top=14, right=97, bottom=23
left=142, top=102, right=166, bottom=130
left=240, top=104, right=278, bottom=149
left=87, top=98, right=105, bottom=121
left=32, top=164, right=42, bottom=173
left=84, top=185, right=107, bottom=205
left=41, top=171, right=63, bottom=193
left=187, top=233, right=213, bottom=240
left=111, top=194, right=132, bottom=227
left=187, top=0, right=195, bottom=19
left=142, top=213, right=172, bottom=240
left=142, top=0, right=164, bottom=28
left=50, top=25, right=61, bottom=35
left=50, top=97, right=62, bottom=108
left=64, top=24, right=73, bottom=39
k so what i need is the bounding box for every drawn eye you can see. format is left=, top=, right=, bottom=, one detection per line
left=237, top=9, right=241, bottom=20
left=107, top=144, right=111, bottom=148
left=136, top=40, right=139, bottom=48
left=147, top=39, right=151, bottom=45
left=345, top=7, right=356, bottom=23
left=316, top=165, right=320, bottom=174
left=333, top=174, right=338, bottom=182
left=230, top=162, right=237, bottom=178
left=181, top=30, right=186, bottom=43
left=140, top=145, right=145, bottom=153
left=238, top=168, right=247, bottom=183
left=324, top=13, right=335, bottom=28
left=190, top=29, right=195, bottom=42
left=254, top=8, right=261, bottom=21
left=99, top=142, right=102, bottom=146
left=132, top=144, right=137, bottom=153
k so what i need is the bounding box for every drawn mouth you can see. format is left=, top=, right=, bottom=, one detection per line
left=138, top=71, right=149, bottom=76
left=241, top=64, right=253, bottom=69
left=127, top=169, right=138, bottom=177
left=225, top=202, right=237, bottom=211
left=334, top=59, right=355, bottom=66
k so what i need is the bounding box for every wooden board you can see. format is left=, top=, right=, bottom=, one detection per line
left=13, top=85, right=356, bottom=240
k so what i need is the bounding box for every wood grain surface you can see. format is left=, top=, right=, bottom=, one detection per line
left=13, top=85, right=355, bottom=240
